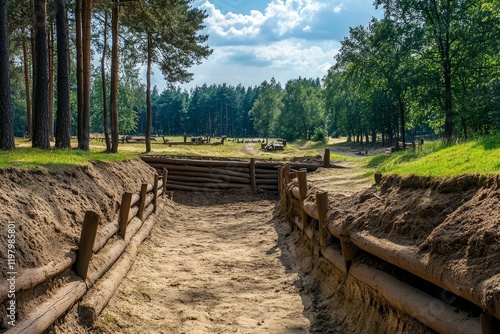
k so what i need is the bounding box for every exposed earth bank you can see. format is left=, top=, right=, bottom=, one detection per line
left=1, top=158, right=499, bottom=333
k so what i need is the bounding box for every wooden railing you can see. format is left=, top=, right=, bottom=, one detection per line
left=1, top=172, right=168, bottom=333
left=278, top=165, right=499, bottom=334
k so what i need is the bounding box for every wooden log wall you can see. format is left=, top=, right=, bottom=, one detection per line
left=281, top=172, right=499, bottom=334
left=140, top=156, right=320, bottom=192
left=1, top=174, right=167, bottom=333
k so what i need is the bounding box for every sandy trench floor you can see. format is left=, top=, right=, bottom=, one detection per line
left=90, top=190, right=315, bottom=334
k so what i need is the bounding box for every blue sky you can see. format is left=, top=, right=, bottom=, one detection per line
left=147, top=0, right=381, bottom=91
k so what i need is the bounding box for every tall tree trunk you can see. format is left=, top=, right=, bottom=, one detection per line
left=75, top=0, right=83, bottom=146
left=48, top=19, right=54, bottom=140
left=110, top=0, right=120, bottom=153
left=101, top=10, right=110, bottom=152
left=55, top=0, right=71, bottom=148
left=0, top=0, right=14, bottom=149
left=145, top=32, right=152, bottom=153
left=443, top=57, right=454, bottom=140
left=22, top=33, right=32, bottom=139
left=79, top=0, right=92, bottom=150
left=32, top=0, right=50, bottom=149
left=398, top=94, right=405, bottom=150
left=31, top=28, right=36, bottom=135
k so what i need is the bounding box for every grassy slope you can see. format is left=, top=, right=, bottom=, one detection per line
left=3, top=136, right=499, bottom=176
left=367, top=135, right=500, bottom=177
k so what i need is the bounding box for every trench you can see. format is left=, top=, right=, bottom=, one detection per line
left=86, top=190, right=324, bottom=333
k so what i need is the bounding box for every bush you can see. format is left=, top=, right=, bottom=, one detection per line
left=312, top=127, right=328, bottom=142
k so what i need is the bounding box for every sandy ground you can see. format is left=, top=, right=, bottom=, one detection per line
left=89, top=190, right=315, bottom=333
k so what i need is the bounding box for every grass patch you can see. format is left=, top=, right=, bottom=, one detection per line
left=369, top=135, right=500, bottom=177
left=0, top=146, right=136, bottom=169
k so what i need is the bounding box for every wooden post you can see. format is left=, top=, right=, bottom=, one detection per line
left=316, top=192, right=329, bottom=250
left=162, top=168, right=168, bottom=197
left=75, top=211, right=100, bottom=280
left=324, top=148, right=330, bottom=168
left=340, top=234, right=360, bottom=273
left=118, top=192, right=132, bottom=239
left=138, top=183, right=148, bottom=221
left=297, top=170, right=308, bottom=232
left=283, top=165, right=291, bottom=185
left=153, top=174, right=159, bottom=213
left=250, top=158, right=256, bottom=191
left=481, top=313, right=500, bottom=334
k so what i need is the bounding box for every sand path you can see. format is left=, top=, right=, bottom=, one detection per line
left=92, top=191, right=312, bottom=333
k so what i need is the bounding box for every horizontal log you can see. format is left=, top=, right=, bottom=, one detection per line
left=303, top=201, right=319, bottom=220
left=168, top=180, right=249, bottom=189
left=6, top=279, right=88, bottom=334
left=141, top=156, right=249, bottom=168
left=85, top=217, right=143, bottom=287
left=78, top=209, right=157, bottom=327
left=321, top=246, right=347, bottom=274
left=166, top=183, right=226, bottom=192
left=326, top=221, right=342, bottom=238
left=349, top=231, right=500, bottom=319
left=255, top=168, right=279, bottom=175
left=256, top=179, right=278, bottom=186
left=127, top=206, right=139, bottom=225
left=149, top=163, right=250, bottom=179
left=350, top=262, right=481, bottom=334
left=142, top=203, right=155, bottom=222
left=167, top=170, right=251, bottom=184
left=130, top=192, right=141, bottom=207
left=0, top=253, right=76, bottom=302
left=255, top=173, right=279, bottom=180
left=93, top=219, right=119, bottom=253
left=168, top=175, right=227, bottom=184
left=144, top=193, right=155, bottom=208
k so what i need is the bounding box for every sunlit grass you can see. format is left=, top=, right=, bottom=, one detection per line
left=367, top=135, right=500, bottom=177
left=0, top=146, right=136, bottom=169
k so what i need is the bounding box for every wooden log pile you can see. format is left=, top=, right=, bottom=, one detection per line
left=141, top=156, right=321, bottom=193
left=280, top=170, right=499, bottom=334
left=1, top=174, right=167, bottom=333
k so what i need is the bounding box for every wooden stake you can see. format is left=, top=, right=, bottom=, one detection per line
left=153, top=174, right=159, bottom=213
left=75, top=211, right=100, bottom=280
left=324, top=148, right=330, bottom=168
left=138, top=183, right=148, bottom=221
left=297, top=170, right=308, bottom=232
left=340, top=234, right=360, bottom=273
left=316, top=192, right=329, bottom=250
left=118, top=192, right=132, bottom=239
left=250, top=158, right=256, bottom=191
left=162, top=168, right=168, bottom=197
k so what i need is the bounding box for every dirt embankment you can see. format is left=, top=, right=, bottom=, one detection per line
left=0, top=159, right=157, bottom=276
left=324, top=174, right=500, bottom=309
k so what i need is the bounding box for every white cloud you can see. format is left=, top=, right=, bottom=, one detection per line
left=200, top=0, right=326, bottom=41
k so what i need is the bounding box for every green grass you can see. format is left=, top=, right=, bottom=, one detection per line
left=0, top=146, right=136, bottom=169
left=367, top=135, right=500, bottom=177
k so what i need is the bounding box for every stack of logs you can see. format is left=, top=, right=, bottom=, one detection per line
left=1, top=173, right=166, bottom=333
left=140, top=156, right=320, bottom=192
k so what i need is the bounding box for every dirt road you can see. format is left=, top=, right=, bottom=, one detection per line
left=90, top=190, right=314, bottom=333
